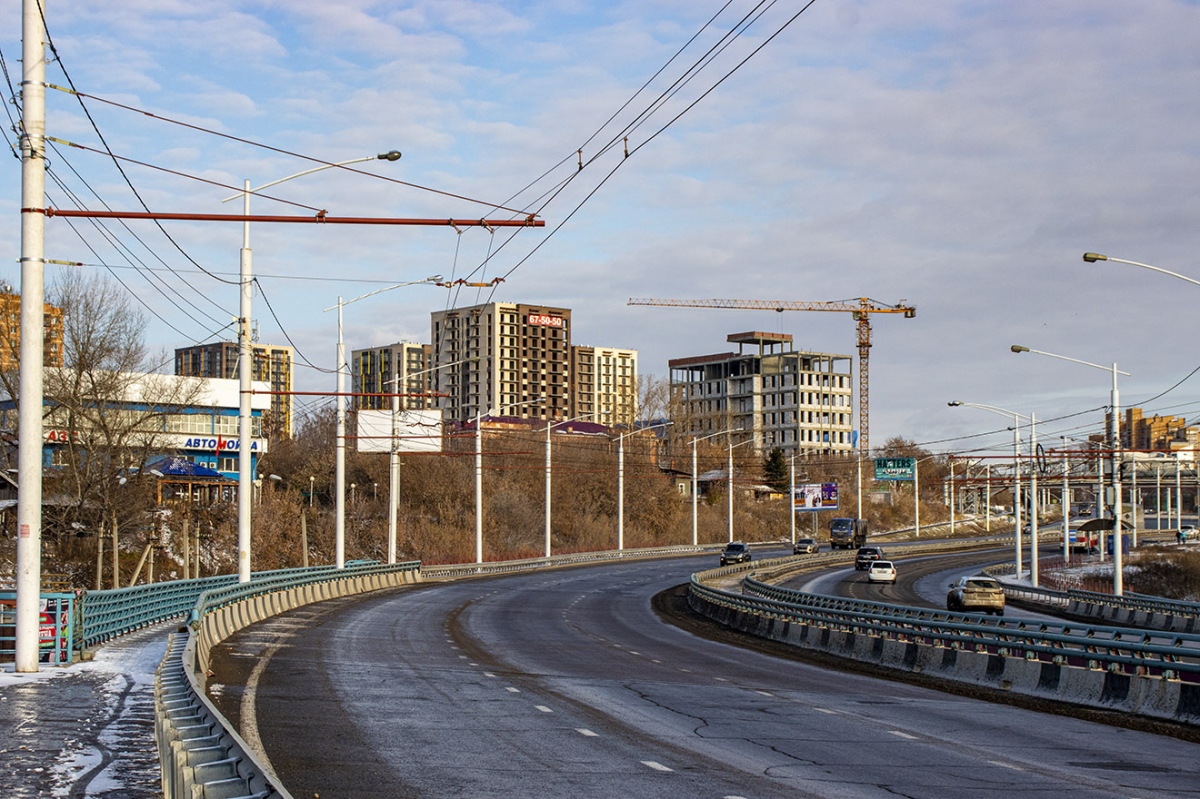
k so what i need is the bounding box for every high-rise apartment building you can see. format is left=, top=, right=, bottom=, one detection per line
left=669, top=331, right=853, bottom=456
left=430, top=302, right=573, bottom=423
left=174, top=342, right=294, bottom=438
left=351, top=342, right=433, bottom=411
left=0, top=290, right=64, bottom=371
left=572, top=346, right=638, bottom=426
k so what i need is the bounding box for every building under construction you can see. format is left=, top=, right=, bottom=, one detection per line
left=669, top=331, right=853, bottom=456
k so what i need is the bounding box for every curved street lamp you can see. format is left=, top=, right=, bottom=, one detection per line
left=221, top=151, right=402, bottom=582
left=1012, top=344, right=1131, bottom=595
left=690, top=429, right=729, bottom=546
left=323, top=275, right=441, bottom=568
left=949, top=401, right=1031, bottom=581
left=617, top=421, right=673, bottom=550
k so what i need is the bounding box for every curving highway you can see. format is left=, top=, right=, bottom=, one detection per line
left=208, top=549, right=1200, bottom=799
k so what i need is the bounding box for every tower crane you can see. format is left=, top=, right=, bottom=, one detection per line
left=627, top=297, right=916, bottom=454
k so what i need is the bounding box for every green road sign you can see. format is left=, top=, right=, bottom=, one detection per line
left=874, top=457, right=915, bottom=481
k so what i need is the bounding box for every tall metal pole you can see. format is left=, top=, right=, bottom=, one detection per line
left=1061, top=438, right=1070, bottom=561
left=1112, top=364, right=1123, bottom=595
left=388, top=375, right=399, bottom=564
left=1029, top=412, right=1039, bottom=587
left=1013, top=417, right=1023, bottom=579
left=789, top=454, right=796, bottom=544
left=617, top=434, right=626, bottom=550
left=691, top=439, right=699, bottom=546
left=948, top=459, right=955, bottom=537
left=15, top=0, right=47, bottom=672
left=727, top=432, right=735, bottom=543
left=475, top=412, right=484, bottom=563
left=237, top=179, right=253, bottom=582
left=545, top=420, right=553, bottom=557
left=335, top=299, right=346, bottom=568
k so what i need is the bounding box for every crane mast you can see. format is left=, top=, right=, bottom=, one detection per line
left=627, top=297, right=916, bottom=454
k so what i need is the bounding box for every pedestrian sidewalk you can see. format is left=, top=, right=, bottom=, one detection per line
left=0, top=621, right=176, bottom=798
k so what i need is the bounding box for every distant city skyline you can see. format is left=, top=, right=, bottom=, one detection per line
left=5, top=2, right=1200, bottom=458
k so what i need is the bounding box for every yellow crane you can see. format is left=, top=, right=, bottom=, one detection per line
left=627, top=297, right=916, bottom=454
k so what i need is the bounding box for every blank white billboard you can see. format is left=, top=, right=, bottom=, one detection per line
left=356, top=409, right=444, bottom=453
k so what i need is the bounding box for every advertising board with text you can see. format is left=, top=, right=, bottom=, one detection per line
left=793, top=482, right=839, bottom=511
left=874, top=457, right=915, bottom=481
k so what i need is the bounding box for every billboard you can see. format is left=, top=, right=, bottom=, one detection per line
left=874, top=457, right=915, bottom=481
left=356, top=409, right=444, bottom=453
left=793, top=482, right=838, bottom=512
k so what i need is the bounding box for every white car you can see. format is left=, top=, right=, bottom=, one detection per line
left=866, top=560, right=897, bottom=584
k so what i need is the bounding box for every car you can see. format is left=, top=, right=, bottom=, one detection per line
left=854, top=546, right=885, bottom=570
left=719, top=541, right=752, bottom=566
left=947, top=575, right=1006, bottom=615
left=866, top=560, right=896, bottom=584
left=793, top=537, right=819, bottom=555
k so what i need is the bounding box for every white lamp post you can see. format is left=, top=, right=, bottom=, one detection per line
left=222, top=150, right=401, bottom=582
left=690, top=429, right=727, bottom=546
left=474, top=397, right=543, bottom=563
left=1012, top=344, right=1130, bottom=595
left=727, top=434, right=755, bottom=543
left=617, top=422, right=673, bottom=550
left=546, top=413, right=594, bottom=557
left=949, top=401, right=1031, bottom=581
left=323, top=274, right=440, bottom=568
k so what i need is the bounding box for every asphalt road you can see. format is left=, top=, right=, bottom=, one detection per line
left=209, top=550, right=1200, bottom=799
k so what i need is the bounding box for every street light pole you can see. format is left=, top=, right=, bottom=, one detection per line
left=1012, top=344, right=1130, bottom=594
left=323, top=273, right=440, bottom=568
left=727, top=434, right=754, bottom=543
left=617, top=422, right=673, bottom=550
left=224, top=150, right=402, bottom=581
left=949, top=401, right=1027, bottom=579
left=546, top=413, right=593, bottom=557
left=690, top=429, right=727, bottom=546
left=474, top=397, right=543, bottom=563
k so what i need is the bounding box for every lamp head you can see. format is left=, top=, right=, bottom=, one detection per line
left=377, top=150, right=402, bottom=162
left=1082, top=252, right=1107, bottom=263
left=1010, top=345, right=1029, bottom=354
left=947, top=401, right=962, bottom=407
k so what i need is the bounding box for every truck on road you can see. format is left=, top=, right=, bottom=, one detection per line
left=829, top=517, right=868, bottom=550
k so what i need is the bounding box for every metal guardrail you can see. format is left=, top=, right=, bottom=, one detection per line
left=187, top=561, right=421, bottom=626
left=695, top=571, right=1200, bottom=682
left=156, top=633, right=287, bottom=799
left=80, top=565, right=349, bottom=650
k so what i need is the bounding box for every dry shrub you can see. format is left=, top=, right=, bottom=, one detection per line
left=1127, top=549, right=1200, bottom=602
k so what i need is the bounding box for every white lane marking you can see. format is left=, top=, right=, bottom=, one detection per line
left=714, top=676, right=728, bottom=682
left=576, top=728, right=598, bottom=737
left=483, top=672, right=497, bottom=678
left=642, top=760, right=673, bottom=772
left=629, top=651, right=641, bottom=656
left=816, top=708, right=838, bottom=715
left=535, top=705, right=553, bottom=713
left=506, top=687, right=521, bottom=693
left=987, top=760, right=1025, bottom=771
left=240, top=639, right=285, bottom=783
left=458, top=655, right=468, bottom=659
left=889, top=730, right=918, bottom=740
left=756, top=690, right=773, bottom=697
left=652, top=659, right=662, bottom=664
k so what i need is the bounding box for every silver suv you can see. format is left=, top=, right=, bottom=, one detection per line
left=947, top=576, right=1006, bottom=615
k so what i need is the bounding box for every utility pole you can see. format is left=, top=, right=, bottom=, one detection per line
left=15, top=0, right=48, bottom=673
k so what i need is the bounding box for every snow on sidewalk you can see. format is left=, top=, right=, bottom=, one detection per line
left=0, top=620, right=178, bottom=798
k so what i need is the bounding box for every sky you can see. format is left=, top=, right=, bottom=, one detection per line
left=4, top=1, right=1200, bottom=460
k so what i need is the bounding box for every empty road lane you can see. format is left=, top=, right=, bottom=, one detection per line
left=209, top=554, right=1200, bottom=799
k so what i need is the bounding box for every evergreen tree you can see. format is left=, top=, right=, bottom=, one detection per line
left=763, top=447, right=789, bottom=493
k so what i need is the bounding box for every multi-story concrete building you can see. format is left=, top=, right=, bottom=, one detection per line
left=351, top=341, right=434, bottom=411
left=572, top=345, right=638, bottom=426
left=1124, top=407, right=1199, bottom=453
left=0, top=289, right=64, bottom=371
left=174, top=342, right=294, bottom=438
left=431, top=302, right=574, bottom=423
left=669, top=331, right=853, bottom=456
